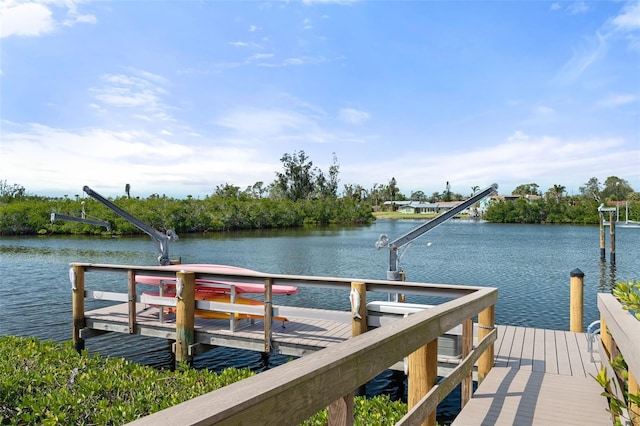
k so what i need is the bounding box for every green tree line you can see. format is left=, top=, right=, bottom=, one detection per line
left=484, top=177, right=639, bottom=224
left=0, top=151, right=378, bottom=236
left=2, top=155, right=638, bottom=234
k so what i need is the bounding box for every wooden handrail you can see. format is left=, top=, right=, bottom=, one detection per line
left=71, top=263, right=498, bottom=426
left=598, top=293, right=640, bottom=426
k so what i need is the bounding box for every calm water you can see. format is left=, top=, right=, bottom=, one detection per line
left=1, top=220, right=638, bottom=421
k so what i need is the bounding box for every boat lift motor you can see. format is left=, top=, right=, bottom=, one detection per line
left=376, top=183, right=498, bottom=285
left=82, top=186, right=179, bottom=266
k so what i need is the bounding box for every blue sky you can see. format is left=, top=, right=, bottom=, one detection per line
left=1, top=0, right=639, bottom=199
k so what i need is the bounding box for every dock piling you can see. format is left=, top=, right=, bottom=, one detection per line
left=570, top=268, right=585, bottom=332
left=71, top=265, right=86, bottom=352
left=599, top=211, right=606, bottom=261
left=609, top=211, right=616, bottom=264
left=478, top=305, right=495, bottom=382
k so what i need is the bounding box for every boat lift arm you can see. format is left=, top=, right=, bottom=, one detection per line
left=376, top=183, right=498, bottom=280
left=82, top=186, right=178, bottom=265
left=50, top=212, right=111, bottom=230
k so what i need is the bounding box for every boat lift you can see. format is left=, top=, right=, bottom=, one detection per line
left=50, top=200, right=111, bottom=231
left=376, top=183, right=498, bottom=281
left=52, top=186, right=178, bottom=265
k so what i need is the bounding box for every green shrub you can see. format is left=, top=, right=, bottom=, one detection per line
left=302, top=395, right=408, bottom=425
left=0, top=336, right=414, bottom=425
left=0, top=336, right=253, bottom=424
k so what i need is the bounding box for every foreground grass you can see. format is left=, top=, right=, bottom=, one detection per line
left=0, top=336, right=408, bottom=425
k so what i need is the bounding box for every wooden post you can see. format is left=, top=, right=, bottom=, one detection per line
left=570, top=268, right=584, bottom=332
left=609, top=211, right=616, bottom=264
left=71, top=264, right=85, bottom=353
left=408, top=338, right=438, bottom=426
left=599, top=317, right=612, bottom=367
left=328, top=394, right=354, bottom=426
left=629, top=370, right=639, bottom=426
left=328, top=282, right=367, bottom=425
left=350, top=281, right=367, bottom=336
left=174, top=271, right=195, bottom=367
left=128, top=269, right=137, bottom=334
left=478, top=305, right=495, bottom=382
left=599, top=211, right=606, bottom=261
left=461, top=318, right=473, bottom=408
left=264, top=278, right=273, bottom=353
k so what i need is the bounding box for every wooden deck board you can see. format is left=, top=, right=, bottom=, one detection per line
left=507, top=326, right=525, bottom=369
left=531, top=327, right=546, bottom=373
left=495, top=325, right=514, bottom=368
left=519, top=327, right=534, bottom=371
left=453, top=368, right=610, bottom=425
left=543, top=329, right=558, bottom=374
left=555, top=330, right=572, bottom=375
left=454, top=325, right=611, bottom=426
left=565, top=331, right=586, bottom=377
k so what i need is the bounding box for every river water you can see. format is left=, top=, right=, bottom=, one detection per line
left=1, top=220, right=638, bottom=421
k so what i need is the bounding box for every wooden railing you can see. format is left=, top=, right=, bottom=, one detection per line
left=598, top=293, right=640, bottom=426
left=70, top=263, right=498, bottom=426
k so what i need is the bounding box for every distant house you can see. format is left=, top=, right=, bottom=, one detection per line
left=396, top=201, right=470, bottom=215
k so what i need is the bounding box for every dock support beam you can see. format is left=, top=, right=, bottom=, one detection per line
left=328, top=281, right=367, bottom=426
left=264, top=278, right=273, bottom=354
left=478, top=305, right=495, bottom=382
left=174, top=271, right=195, bottom=367
left=630, top=371, right=639, bottom=426
left=570, top=268, right=585, bottom=333
left=408, top=338, right=438, bottom=426
left=71, top=265, right=86, bottom=353
left=461, top=318, right=473, bottom=408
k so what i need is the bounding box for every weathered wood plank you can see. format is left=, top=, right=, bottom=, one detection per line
left=452, top=368, right=611, bottom=426
left=506, top=326, right=525, bottom=369
left=598, top=293, right=640, bottom=379
left=519, top=326, right=534, bottom=371
left=531, top=327, right=546, bottom=372
left=565, top=331, right=587, bottom=378
left=543, top=329, right=557, bottom=374
left=555, top=330, right=572, bottom=375
left=494, top=325, right=514, bottom=368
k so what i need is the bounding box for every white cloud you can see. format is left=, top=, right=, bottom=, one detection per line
left=612, top=1, right=640, bottom=31
left=0, top=122, right=275, bottom=197
left=533, top=105, right=555, bottom=115
left=567, top=1, right=589, bottom=15
left=90, top=70, right=174, bottom=122
left=554, top=31, right=607, bottom=83
left=215, top=109, right=318, bottom=138
left=550, top=3, right=561, bottom=11
left=597, top=93, right=638, bottom=108
left=229, top=40, right=261, bottom=48
left=338, top=108, right=371, bottom=124
left=0, top=2, right=55, bottom=38
left=0, top=0, right=96, bottom=38
left=341, top=132, right=639, bottom=195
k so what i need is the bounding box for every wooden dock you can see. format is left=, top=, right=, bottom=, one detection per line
left=73, top=263, right=630, bottom=426
left=452, top=324, right=611, bottom=425
left=82, top=302, right=354, bottom=357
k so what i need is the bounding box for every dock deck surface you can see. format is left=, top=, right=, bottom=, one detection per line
left=452, top=324, right=611, bottom=425
left=84, top=304, right=612, bottom=425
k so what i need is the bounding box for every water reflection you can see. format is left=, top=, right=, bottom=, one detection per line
left=598, top=260, right=618, bottom=292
